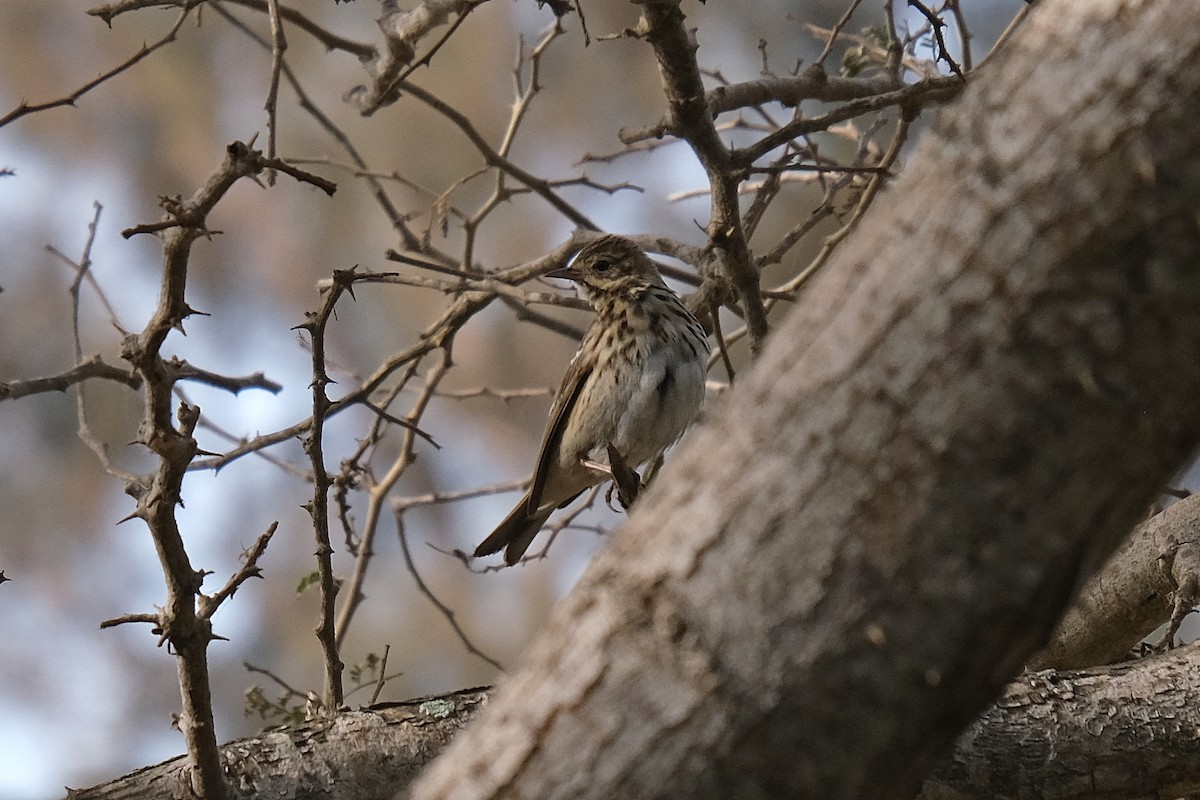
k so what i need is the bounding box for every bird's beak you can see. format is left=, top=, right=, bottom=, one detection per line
left=546, top=265, right=581, bottom=281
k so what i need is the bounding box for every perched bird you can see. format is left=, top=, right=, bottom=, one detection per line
left=474, top=235, right=710, bottom=565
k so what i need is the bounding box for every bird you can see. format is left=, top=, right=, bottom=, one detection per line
left=474, top=234, right=710, bottom=565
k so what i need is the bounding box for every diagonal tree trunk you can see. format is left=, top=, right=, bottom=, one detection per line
left=402, top=1, right=1200, bottom=798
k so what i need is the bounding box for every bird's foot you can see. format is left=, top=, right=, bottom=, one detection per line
left=606, top=444, right=641, bottom=510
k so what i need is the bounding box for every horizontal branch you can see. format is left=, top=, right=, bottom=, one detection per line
left=0, top=354, right=141, bottom=401
left=732, top=74, right=963, bottom=166
left=621, top=70, right=899, bottom=142
left=167, top=359, right=283, bottom=394
left=73, top=647, right=1200, bottom=800
left=71, top=690, right=490, bottom=800
left=923, top=646, right=1200, bottom=799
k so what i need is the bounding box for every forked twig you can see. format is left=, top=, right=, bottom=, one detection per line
left=396, top=509, right=504, bottom=672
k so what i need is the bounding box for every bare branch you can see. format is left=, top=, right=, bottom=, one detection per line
left=906, top=0, right=965, bottom=80
left=99, top=612, right=161, bottom=629
left=294, top=268, right=356, bottom=710
left=635, top=0, right=767, bottom=354
left=218, top=0, right=377, bottom=58
left=168, top=359, right=283, bottom=394
left=3, top=6, right=194, bottom=129
left=396, top=508, right=504, bottom=672
left=197, top=521, right=279, bottom=619
left=396, top=80, right=599, bottom=231
left=347, top=0, right=493, bottom=115
left=0, top=355, right=140, bottom=401
left=335, top=351, right=450, bottom=645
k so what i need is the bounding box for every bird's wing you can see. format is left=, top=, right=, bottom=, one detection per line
left=527, top=344, right=594, bottom=512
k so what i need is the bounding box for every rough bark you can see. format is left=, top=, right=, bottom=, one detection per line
left=73, top=647, right=1200, bottom=800
left=1031, top=493, right=1200, bottom=670
left=400, top=1, right=1200, bottom=798
left=923, top=645, right=1200, bottom=800
left=67, top=690, right=487, bottom=800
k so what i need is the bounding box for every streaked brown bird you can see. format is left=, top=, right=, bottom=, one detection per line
left=474, top=235, right=710, bottom=565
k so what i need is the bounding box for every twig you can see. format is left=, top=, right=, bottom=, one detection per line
left=294, top=268, right=357, bottom=710
left=0, top=355, right=140, bottom=401
left=369, top=645, right=392, bottom=705
left=360, top=399, right=440, bottom=449
left=396, top=78, right=598, bottom=231
left=393, top=478, right=531, bottom=510
left=944, top=0, right=973, bottom=73
left=815, top=0, right=866, bottom=66
left=635, top=0, right=767, bottom=354
left=435, top=387, right=554, bottom=402
left=100, top=612, right=161, bottom=629
left=2, top=6, right=194, bottom=129
left=373, top=264, right=591, bottom=310
left=335, top=351, right=450, bottom=645
left=183, top=391, right=311, bottom=479
left=197, top=522, right=279, bottom=618
left=709, top=296, right=735, bottom=383
left=906, top=0, right=965, bottom=80
left=244, top=661, right=307, bottom=702
left=47, top=205, right=143, bottom=485
left=217, top=0, right=376, bottom=59
left=263, top=0, right=288, bottom=181
left=168, top=359, right=283, bottom=394
left=396, top=508, right=504, bottom=672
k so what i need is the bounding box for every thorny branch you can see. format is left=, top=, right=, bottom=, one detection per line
left=0, top=355, right=140, bottom=401
left=2, top=5, right=195, bottom=129
left=294, top=267, right=357, bottom=710
left=113, top=141, right=313, bottom=800
left=635, top=0, right=768, bottom=355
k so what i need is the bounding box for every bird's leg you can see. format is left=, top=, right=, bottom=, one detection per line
left=579, top=446, right=642, bottom=511
left=606, top=444, right=641, bottom=510
left=578, top=456, right=620, bottom=511
left=579, top=458, right=613, bottom=477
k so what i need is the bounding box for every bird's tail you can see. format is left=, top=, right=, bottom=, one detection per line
left=473, top=491, right=554, bottom=565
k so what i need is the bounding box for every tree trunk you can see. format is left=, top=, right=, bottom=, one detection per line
left=402, top=1, right=1200, bottom=798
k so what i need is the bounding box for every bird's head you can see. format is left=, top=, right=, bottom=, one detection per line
left=547, top=235, right=666, bottom=296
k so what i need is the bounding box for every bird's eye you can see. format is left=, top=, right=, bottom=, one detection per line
left=592, top=258, right=612, bottom=273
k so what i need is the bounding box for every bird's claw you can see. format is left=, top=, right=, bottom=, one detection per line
left=606, top=444, right=641, bottom=510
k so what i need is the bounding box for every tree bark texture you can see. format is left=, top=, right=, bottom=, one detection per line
left=404, top=1, right=1200, bottom=798
left=74, top=645, right=1200, bottom=800
left=1031, top=492, right=1200, bottom=671
left=68, top=691, right=487, bottom=800
left=923, top=644, right=1200, bottom=800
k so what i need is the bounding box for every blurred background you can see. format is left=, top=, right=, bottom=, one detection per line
left=0, top=1, right=1022, bottom=796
